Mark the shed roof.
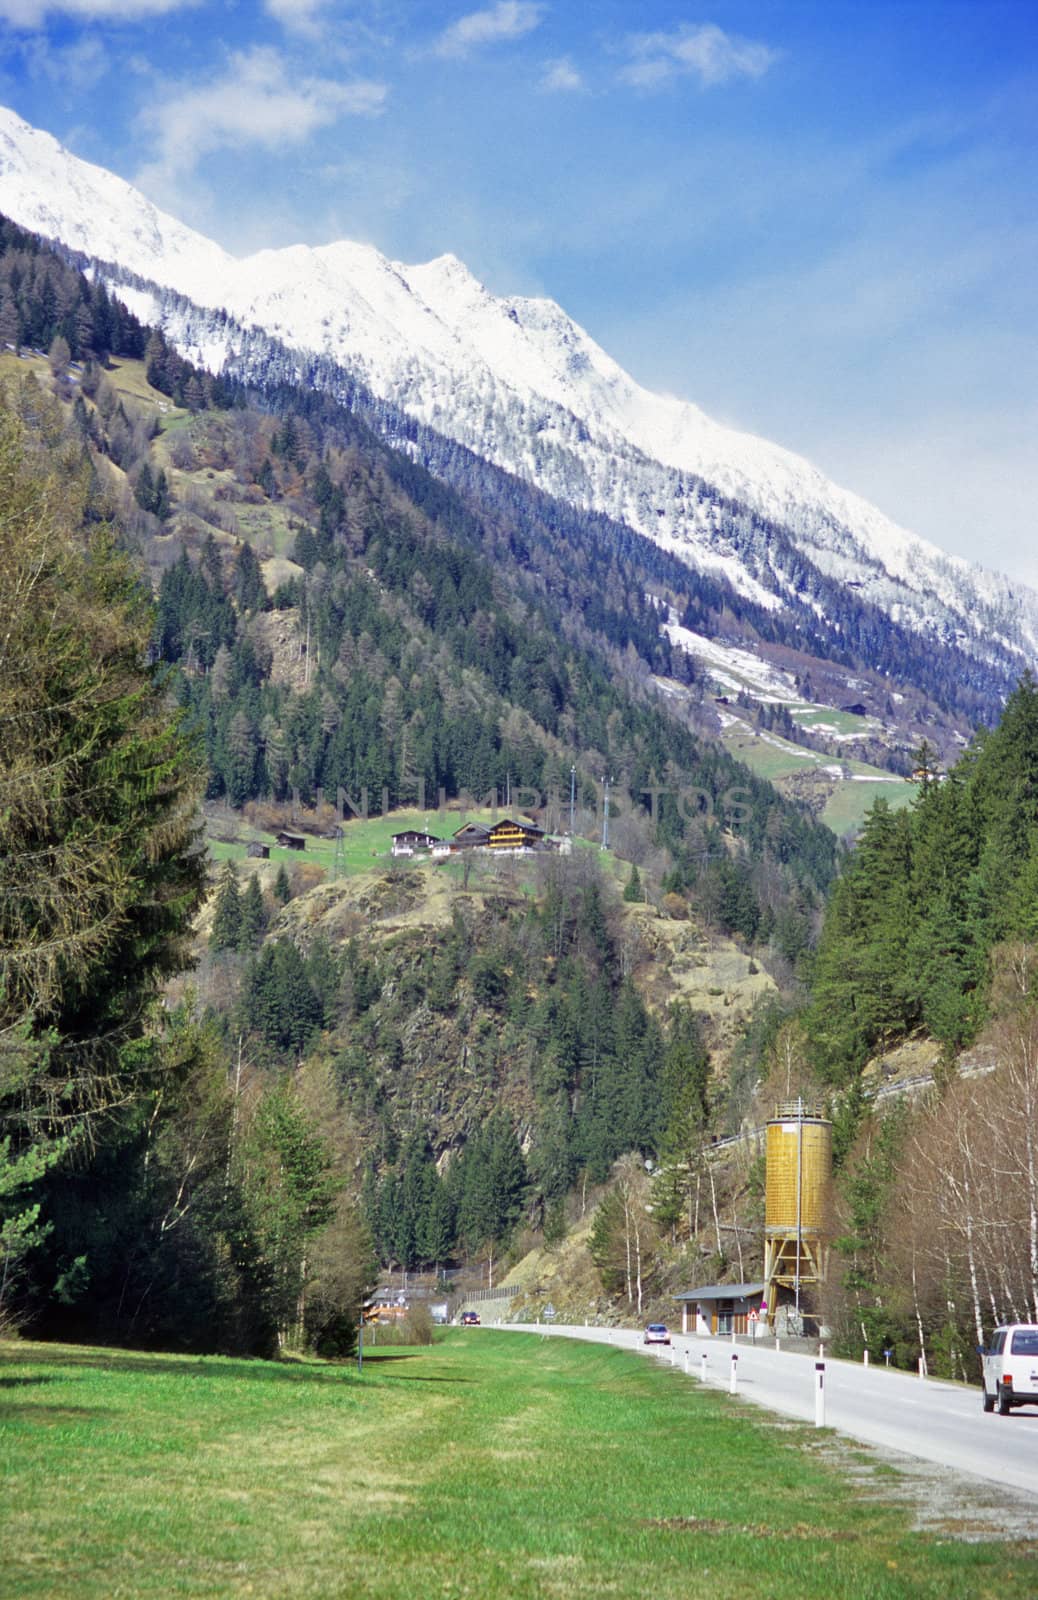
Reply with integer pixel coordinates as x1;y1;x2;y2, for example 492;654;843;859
673;1282;766;1303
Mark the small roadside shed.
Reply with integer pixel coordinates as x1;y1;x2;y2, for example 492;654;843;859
674;1281;766;1337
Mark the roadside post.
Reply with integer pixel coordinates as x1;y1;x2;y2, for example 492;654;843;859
729;1353;739;1395
749;1310;758;1343
815;1361;825;1427
700;1351;708;1384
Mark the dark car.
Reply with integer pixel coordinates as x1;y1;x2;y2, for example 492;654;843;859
460;1310;480;1326
644;1323;671;1345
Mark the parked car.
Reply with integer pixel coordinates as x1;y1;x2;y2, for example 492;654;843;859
643;1323;671;1345
981;1324;1038;1413
460;1310;480;1326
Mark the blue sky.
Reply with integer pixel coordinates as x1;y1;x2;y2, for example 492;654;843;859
1;1;1036;583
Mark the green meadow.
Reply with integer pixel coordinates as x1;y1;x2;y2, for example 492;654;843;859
206;808;625;885
2;1333;1032;1600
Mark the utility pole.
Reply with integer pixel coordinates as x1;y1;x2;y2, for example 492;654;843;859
569;765;576;835
601;776;611;850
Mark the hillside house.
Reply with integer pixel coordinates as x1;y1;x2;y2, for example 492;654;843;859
391;830;441;857
246;842;270;859
451;821;492;850
488;818;545;851
276;831;306;850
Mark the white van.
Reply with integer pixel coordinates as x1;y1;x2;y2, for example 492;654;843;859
981;1324;1038;1414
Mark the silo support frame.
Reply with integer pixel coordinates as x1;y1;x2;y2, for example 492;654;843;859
764;1234;829;1302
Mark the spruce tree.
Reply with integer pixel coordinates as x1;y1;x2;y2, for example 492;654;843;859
210;862;242;951
0;394;205;1127
237;875;266;952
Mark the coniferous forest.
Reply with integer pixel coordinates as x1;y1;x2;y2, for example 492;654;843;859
2;215;1037;1375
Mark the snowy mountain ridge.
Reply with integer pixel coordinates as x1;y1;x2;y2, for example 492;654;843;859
1;101;1035;670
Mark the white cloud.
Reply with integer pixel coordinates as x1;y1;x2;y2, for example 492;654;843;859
540;56;584;93
0;0;190;25
432;1;543;60
264;0;326;35
619;22;779;90
134;46;386;191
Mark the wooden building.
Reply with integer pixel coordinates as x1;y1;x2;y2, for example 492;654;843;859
246;842;270;859
391;830;441;857
487;818;545;851
451;821;492;849
276;831;306;850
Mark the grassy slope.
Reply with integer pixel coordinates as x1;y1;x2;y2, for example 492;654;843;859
2;1335;1032;1600
721;725;916;837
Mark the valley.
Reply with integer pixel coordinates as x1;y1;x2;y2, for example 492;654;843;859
1;150;1036;1407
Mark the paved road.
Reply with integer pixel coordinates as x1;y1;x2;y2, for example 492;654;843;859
505;1323;1038;1496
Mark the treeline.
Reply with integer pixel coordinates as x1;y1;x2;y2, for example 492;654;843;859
0;381;373;1355
828;945;1038;1373
203;844;716;1275
807;678;1038;1079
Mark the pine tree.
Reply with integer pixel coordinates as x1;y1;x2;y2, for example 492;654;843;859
210;862;242;951
134;460;155;514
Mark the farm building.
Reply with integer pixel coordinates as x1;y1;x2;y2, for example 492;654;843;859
276;831;306;850
246;842;270;859
451;821;492;849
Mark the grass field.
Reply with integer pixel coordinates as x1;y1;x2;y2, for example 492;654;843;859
2;1333;1034;1600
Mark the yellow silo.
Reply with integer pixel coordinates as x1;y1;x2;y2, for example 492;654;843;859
763;1100;832;1320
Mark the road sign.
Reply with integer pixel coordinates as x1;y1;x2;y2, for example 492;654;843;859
748;1311;759;1322
543;1302;557;1320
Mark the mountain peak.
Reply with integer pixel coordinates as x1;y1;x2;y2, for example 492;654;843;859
1;100;1035;673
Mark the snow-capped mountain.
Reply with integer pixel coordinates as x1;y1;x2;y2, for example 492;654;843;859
1;101;1035;670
